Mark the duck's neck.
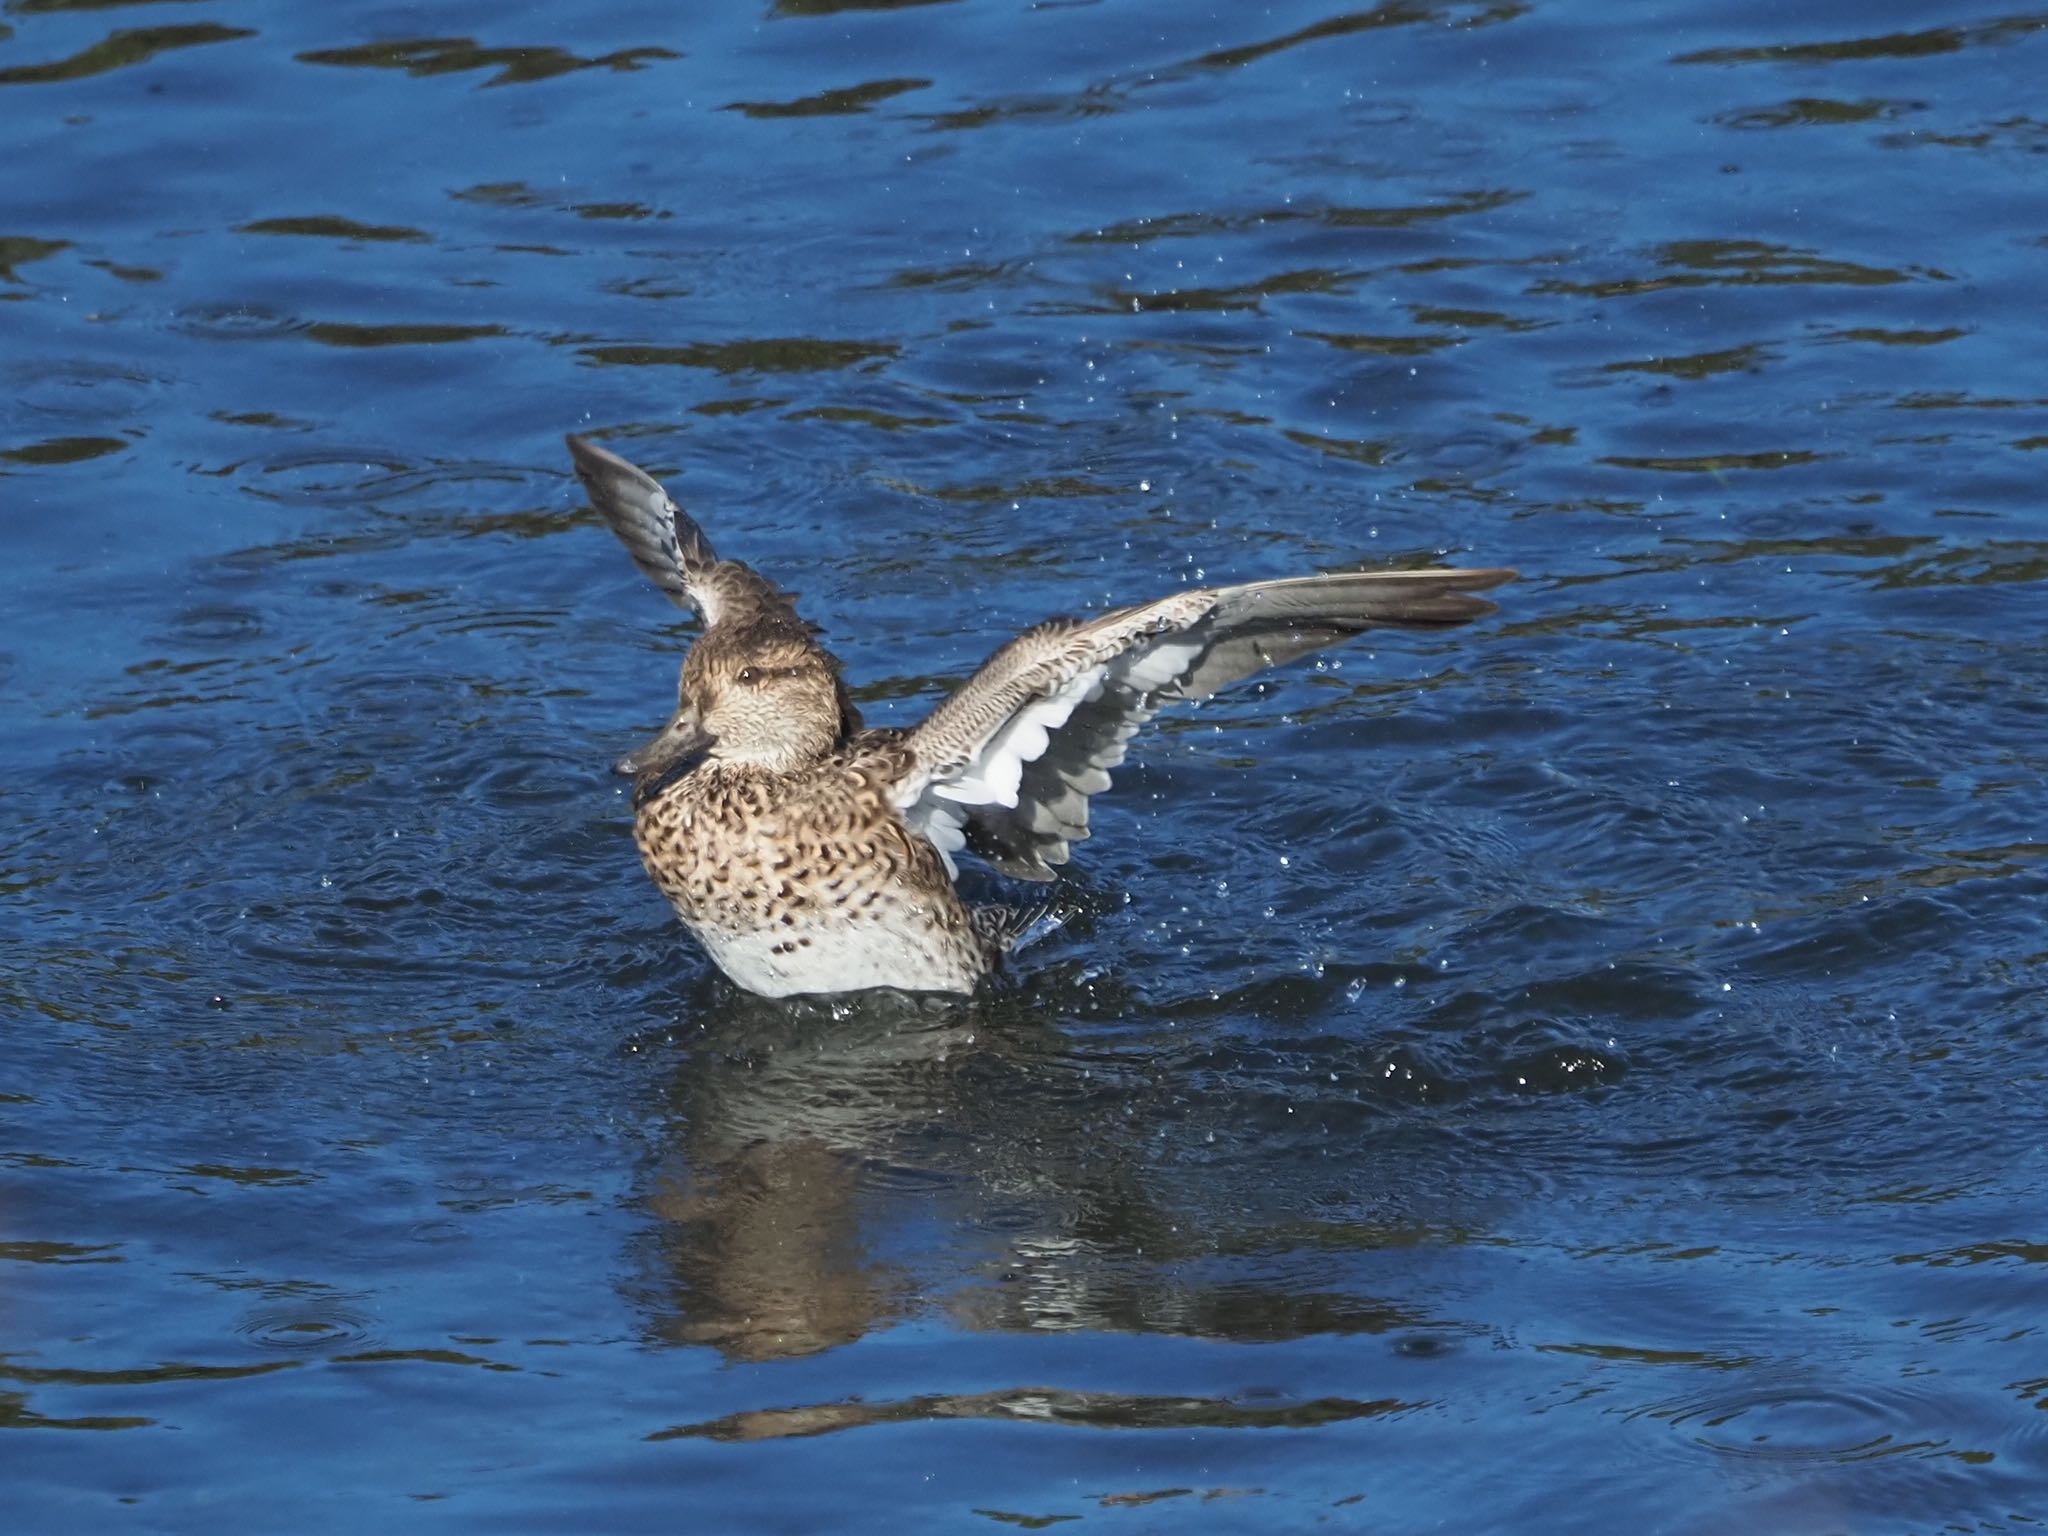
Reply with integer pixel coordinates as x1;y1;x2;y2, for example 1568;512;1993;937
706;735;835;774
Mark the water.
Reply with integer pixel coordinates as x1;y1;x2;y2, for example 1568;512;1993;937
4;0;2046;1529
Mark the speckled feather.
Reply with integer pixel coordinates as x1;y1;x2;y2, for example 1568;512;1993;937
631;747;987;996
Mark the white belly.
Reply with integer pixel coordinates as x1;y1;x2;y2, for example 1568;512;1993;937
693;915;984;998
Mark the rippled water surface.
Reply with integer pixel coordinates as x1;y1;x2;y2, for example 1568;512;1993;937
5;0;2047;1529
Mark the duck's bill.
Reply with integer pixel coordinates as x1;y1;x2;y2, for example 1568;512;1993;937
614;712;715;778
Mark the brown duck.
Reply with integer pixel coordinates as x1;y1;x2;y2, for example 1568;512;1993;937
569;435;1512;997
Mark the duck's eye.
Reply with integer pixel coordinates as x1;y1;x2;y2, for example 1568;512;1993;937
737;666;759;686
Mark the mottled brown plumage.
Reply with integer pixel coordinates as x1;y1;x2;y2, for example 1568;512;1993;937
569;434;1513;997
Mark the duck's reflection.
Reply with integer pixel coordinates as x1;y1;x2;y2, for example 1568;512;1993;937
637;984;1055;1360
647;1132;881;1359
629;967;1468;1366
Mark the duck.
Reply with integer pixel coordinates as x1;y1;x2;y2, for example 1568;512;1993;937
569;434;1512;997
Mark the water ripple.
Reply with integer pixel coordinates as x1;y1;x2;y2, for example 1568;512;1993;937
1640;1377;1988;1468
233;1299;378;1353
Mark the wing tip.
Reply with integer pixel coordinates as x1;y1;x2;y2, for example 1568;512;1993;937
565;431;660;494
1455;565;1517;592
1433;567;1517;623
564;430;607;479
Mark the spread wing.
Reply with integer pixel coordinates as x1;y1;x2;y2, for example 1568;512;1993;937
568;434;729;623
893;567;1514;881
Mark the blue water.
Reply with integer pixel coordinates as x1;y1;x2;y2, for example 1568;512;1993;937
5;0;2047;1529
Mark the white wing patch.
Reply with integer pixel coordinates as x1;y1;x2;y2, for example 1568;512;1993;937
1109;636;1202;694
903;663;1113;866
920;800;970;878
930;668;1104;810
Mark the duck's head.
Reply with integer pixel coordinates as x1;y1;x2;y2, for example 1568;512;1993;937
617;618;850;783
